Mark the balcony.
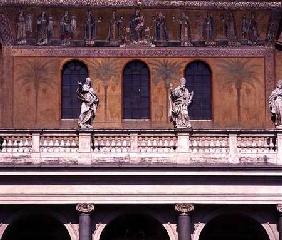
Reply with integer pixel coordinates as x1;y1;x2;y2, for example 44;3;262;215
0;129;281;167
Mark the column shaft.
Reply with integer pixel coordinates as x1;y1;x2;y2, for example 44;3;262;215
178;213;191;240
79;212;91;240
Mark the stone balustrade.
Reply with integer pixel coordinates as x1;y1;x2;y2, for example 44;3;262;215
0;129;280;166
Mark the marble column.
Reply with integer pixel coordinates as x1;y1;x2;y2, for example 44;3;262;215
278;204;282;240
76;203;95;240
175;204;194;240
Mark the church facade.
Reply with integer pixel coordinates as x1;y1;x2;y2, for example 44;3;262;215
0;1;282;240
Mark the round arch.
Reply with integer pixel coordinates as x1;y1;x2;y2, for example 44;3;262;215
1;212;73;240
93;209;176;240
122;60;151;119
184;60;212;120
193;209;277;240
61;59;89;119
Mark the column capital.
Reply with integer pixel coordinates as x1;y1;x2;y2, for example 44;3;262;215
76;203;95;213
175;203;194;215
277;204;282;213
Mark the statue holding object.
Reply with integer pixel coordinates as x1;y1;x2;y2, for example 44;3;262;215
269;80;282;128
60;11;76;46
77;78;99;129
169;77;194;129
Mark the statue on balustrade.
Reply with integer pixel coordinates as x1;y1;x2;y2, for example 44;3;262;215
16;10;30;45
60;11;76;46
84;10;98;46
37;11;52;45
129;8;146;43
154;12;168;42
202;12;215;45
169;77;194;129
269;80;282;128
77;78;99;129
107;10;124;46
173;12;192;46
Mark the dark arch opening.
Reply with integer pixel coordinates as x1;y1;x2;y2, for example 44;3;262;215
100;214;169;240
184;61;212;120
199;214;269;240
2;214;71;240
123;60;150;119
61;60;89;119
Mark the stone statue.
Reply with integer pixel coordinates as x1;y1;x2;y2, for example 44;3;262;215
16;10;27;44
107;10;124;45
60;11;76;46
269;80;282;128
84;10;97;46
169;77;194;129
173;12;192;46
129;8;145;43
77;78;99;129
154;12;168;42
202;12;215;44
36;11;49;45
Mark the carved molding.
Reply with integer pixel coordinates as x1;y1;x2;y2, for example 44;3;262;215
175;203;194;214
76;203;95;213
277;204;282;213
9;46;274;58
0;0;281;9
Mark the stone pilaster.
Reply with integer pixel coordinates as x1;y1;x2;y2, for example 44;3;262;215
175;204;194;240
76;203;95;240
277;204;282;240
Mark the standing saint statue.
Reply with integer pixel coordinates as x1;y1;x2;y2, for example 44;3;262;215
269;80;282;128
77;78;99;129
169;77;194;129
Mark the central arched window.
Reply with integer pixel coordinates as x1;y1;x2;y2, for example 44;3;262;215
123;60;150;119
61;60;88;119
185;61;212;120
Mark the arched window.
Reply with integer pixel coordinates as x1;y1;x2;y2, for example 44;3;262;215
185;61;212;120
123;60;150;119
61;60;88;119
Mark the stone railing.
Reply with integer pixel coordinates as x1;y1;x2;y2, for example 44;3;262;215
0;129;280;166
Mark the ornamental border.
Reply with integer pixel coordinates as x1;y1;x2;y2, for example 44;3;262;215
0;0;281;9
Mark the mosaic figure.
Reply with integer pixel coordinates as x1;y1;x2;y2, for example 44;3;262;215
202;12;215;44
84;10;96;46
174;12;192;46
36;11;49;45
129;8;145;43
108;10;124;45
60;11;76;46
16;10;27;44
154;12;168;42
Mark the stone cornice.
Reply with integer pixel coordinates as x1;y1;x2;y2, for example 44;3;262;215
0;0;281;9
7;46;274;57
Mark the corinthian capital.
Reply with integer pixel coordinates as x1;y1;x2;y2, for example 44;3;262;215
277;204;282;213
76;203;95;213
175;203;194;214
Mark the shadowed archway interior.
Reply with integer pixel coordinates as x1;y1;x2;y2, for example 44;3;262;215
2;214;71;240
199;214;269;240
100;214;170;240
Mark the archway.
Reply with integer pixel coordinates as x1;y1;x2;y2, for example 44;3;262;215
2;214;71;240
199;214;269;240
100;214;169;240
